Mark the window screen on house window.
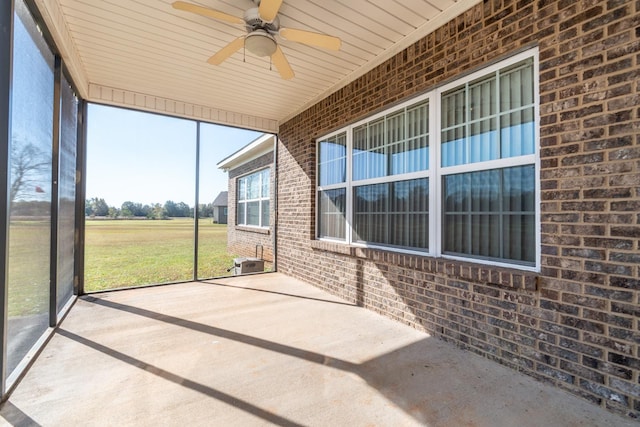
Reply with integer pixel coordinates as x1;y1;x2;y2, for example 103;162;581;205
441;59;534;166
237;168;269;228
352;101;429;181
442;165;535;263
353;178;429;249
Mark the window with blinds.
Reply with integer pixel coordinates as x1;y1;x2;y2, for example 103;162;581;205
353;178;429;249
441;58;535;167
440;56;536;266
315;49;539;270
317;132;347;240
351;99;430;251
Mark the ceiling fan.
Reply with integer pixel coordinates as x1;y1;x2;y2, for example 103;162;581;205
172;0;342;79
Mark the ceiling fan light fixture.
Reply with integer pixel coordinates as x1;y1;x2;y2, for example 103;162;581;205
245;30;277;57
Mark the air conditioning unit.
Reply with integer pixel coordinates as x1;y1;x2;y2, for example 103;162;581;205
233;257;264;275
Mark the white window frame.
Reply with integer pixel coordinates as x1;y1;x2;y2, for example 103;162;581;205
315;48;540;272
316;131;348;242
348;95;435;255
237;168;270;229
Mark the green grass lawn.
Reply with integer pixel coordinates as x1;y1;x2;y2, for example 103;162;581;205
85;219;237;292
7;220;51;317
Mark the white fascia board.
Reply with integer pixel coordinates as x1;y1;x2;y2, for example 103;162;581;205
217;133;275;171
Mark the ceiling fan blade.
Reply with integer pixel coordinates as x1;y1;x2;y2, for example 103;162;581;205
279;27;341;50
207;37;245;65
258;0;283;23
271;46;294;80
172;1;244;25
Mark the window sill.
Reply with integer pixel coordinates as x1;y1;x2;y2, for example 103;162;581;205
310;239;354;255
235;226;270;235
310;239;539;291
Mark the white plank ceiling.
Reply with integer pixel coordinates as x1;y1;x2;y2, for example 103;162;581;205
34;0;479;132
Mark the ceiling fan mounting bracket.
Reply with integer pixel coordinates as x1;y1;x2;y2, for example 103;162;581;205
244;7;279;35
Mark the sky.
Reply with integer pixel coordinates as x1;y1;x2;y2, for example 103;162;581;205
86;104;263;208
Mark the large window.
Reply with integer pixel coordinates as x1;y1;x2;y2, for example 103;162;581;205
7;0;54;377
1;0;81;392
85;105;197;290
316;49;539;270
237;169;270;228
56;74;78;313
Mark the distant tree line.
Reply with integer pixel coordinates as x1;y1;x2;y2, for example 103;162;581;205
86;198;215;220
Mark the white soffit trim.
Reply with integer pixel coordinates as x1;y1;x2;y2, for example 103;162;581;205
281;0;483;124
88;84;279;134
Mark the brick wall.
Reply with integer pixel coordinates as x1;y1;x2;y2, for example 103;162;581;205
277;0;640;419
228;152;274;265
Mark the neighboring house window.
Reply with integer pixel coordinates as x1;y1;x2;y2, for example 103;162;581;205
237;169;270;227
224;207;228;215
316;49;539;270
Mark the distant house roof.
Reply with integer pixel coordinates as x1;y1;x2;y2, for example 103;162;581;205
212;191;228;207
217;133;275;171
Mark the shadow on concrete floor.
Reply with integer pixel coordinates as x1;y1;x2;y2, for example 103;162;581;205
0;274;634;426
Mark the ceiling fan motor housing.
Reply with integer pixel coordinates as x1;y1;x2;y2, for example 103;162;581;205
244;7;279;33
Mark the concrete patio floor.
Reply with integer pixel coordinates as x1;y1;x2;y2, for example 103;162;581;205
0;273;634;426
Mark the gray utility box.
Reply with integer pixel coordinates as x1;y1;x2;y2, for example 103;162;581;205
233;257;264;275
